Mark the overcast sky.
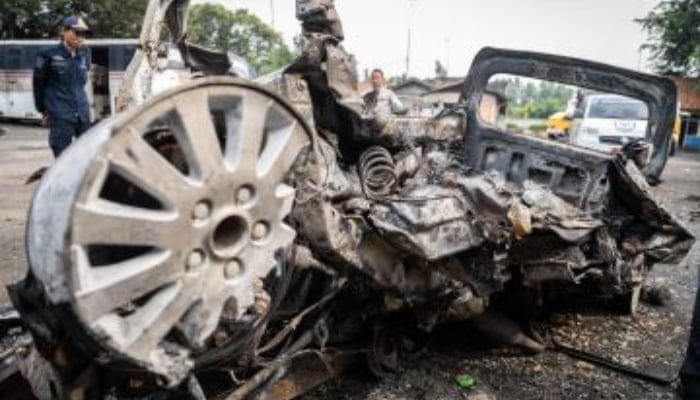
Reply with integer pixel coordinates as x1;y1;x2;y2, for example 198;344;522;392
195;0;661;78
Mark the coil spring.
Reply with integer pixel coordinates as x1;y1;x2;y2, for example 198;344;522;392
359;146;397;198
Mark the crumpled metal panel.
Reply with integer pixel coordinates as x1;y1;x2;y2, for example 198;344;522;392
520;181;604;242
296;0;344;39
370;186;484;260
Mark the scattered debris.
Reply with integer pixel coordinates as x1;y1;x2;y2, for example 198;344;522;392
550;336;677;386
641;278;675;307
465;393;497;400
1;0;694;399
455;374;478;390
24;167;47;185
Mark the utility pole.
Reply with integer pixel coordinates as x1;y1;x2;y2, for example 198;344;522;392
270;0;276;29
406;29;412;77
406;0;417;77
445;37;451;76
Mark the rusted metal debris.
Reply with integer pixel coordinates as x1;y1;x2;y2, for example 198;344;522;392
2;0;695;398
250;352;359;400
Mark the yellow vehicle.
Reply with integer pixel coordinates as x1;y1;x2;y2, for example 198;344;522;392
547;111;572;133
546;111;572;141
671;106;681;155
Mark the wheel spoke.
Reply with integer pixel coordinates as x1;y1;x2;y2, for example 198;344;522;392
258;121;309;181
183;278;227;346
275;224;297;250
75;249;181;323
108;127;191;208
72;199;178;248
245;233;291;272
125;282;193;354
91;281;184;350
172;91;222;180
225;94;271;170
275;184;296;217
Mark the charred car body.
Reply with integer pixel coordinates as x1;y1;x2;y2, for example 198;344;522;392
5;0;694;398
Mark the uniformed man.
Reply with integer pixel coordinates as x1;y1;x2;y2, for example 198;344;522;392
363;69;407;116
33;16;91;158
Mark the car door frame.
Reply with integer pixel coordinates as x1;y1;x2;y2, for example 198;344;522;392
459;47;677;194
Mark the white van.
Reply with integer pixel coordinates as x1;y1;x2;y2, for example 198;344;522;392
571;94;649;153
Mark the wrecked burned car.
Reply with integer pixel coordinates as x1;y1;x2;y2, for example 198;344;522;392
5;0;694;398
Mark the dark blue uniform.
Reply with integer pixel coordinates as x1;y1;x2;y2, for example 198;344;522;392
33;44;91;157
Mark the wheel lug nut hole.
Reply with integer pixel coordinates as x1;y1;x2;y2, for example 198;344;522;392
236;185;256;205
224;259;243;280
251;221;270;242
212;215;248;255
187;249;205;271
192;201;211;221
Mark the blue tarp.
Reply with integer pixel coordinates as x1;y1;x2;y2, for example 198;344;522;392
683;135;700;151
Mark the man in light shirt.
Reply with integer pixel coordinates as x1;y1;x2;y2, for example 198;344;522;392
363;69;407;116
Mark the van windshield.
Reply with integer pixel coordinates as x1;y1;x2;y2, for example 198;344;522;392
587;98;648;120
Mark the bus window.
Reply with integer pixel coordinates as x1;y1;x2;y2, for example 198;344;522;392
125;47;136;71
0;46;6;69
7;47;23;70
24;47;40;70
109;45;136;72
108;46;119;70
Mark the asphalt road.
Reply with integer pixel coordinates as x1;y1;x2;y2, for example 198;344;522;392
0;123;52;305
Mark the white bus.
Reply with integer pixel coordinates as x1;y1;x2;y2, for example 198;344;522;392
0;39;138;122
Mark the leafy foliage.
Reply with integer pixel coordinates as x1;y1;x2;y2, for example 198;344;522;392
637;0;700;77
187;4;296;75
0;0;147;39
489;77;574;119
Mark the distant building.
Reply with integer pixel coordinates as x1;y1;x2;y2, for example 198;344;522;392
388;79;432;115
391;79;433;97
422;81;462;107
672;77;700;151
422;77;464;90
390;78;465;114
354;75;509;122
674;77;700;112
480;90;509;126
387;78;464;117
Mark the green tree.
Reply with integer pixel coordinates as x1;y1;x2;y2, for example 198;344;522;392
187;4;295;75
637;0;700;77
489;76;573;118
79;0;147;38
0;0;147;39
